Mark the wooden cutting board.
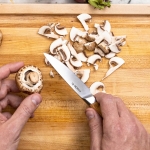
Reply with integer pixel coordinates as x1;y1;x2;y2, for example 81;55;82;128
0;4;150;150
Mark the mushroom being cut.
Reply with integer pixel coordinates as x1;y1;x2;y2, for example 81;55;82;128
15;65;43;93
77;13;92;31
90;82;106;95
0;30;2;46
102;57;125;80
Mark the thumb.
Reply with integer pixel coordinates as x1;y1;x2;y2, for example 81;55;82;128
86;108;103;150
9;93;42;132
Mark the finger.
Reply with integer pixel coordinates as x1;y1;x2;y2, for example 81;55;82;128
115;97;131;117
2;112;12;119
0;62;24;80
8;93;42;132
0;80;21;99
0;94;23;111
95;92;119;121
86;108;102;150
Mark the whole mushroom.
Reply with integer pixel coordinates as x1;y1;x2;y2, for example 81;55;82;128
15;65;43;93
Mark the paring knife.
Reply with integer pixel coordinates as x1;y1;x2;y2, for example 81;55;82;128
44;53;102;116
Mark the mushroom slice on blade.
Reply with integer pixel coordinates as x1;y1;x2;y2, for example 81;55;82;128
84;42;96;51
70;56;82;68
90;82;106;95
77;13;92;31
50;38;63;54
87;54;101;65
15;65;43;93
0;30;3;46
75;69;90;83
55;23;68;36
102;57;125;80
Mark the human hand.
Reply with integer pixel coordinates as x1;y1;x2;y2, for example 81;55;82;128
86;92;150;150
0;62;42;150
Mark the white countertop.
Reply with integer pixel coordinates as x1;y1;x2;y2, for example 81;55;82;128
0;0;150;4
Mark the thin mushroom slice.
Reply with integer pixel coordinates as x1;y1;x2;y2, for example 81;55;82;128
105;52;116;59
109;44;121;53
15;65;43;93
38;25;59;39
55;23;68;36
50;38;63;54
77;13;92;31
94;47;105;57
70;27;86;42
103;20;111;33
65;61;76;73
77;52;87;62
84;42;96;51
102;57;125;80
0;30;2;46
70;56;83;68
75;69;90;83
67;42;79;59
90;82;106;95
87;54;101;65
94;23;105;35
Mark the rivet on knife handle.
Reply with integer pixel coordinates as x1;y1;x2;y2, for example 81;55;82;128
90;101;102;116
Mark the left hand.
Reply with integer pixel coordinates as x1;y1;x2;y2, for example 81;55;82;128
0;62;42;150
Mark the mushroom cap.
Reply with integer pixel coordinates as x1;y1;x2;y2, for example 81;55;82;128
15;65;43;93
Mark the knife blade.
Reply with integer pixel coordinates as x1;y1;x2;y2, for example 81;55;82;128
44;53;101;116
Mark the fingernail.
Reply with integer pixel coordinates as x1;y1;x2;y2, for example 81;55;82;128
31;94;42;106
86;110;95;120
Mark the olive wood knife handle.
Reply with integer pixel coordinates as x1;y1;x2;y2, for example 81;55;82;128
90;101;102;116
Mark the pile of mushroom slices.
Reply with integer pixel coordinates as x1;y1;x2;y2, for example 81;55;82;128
38;13;126;95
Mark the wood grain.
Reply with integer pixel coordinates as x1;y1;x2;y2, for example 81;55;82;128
0;4;150;150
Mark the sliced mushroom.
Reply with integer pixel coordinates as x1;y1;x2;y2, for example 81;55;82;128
105;52;116;59
87;54;101;65
84;42;96;51
55;23;68;36
58;43;71;62
70;27;86;42
103;31;112;44
77;52;87;62
94;63;99;71
90;82;106;95
75;69;90;83
50;38;63;54
95;35;104;44
77;13;92;31
102;57;125;80
94;47;105;57
98;40;110;54
67;42;79;59
65;61;76;73
70;56;82;68
0;30;3;46
83;32;95;42
109;44;121;53
38;25;59;39
94;23;105;35
15;65;43;93
73;37;87;53
103;20;111;33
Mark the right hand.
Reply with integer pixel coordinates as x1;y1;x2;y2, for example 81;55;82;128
86;92;150;150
